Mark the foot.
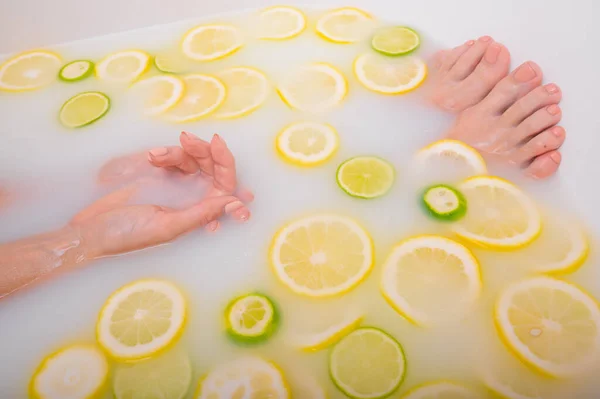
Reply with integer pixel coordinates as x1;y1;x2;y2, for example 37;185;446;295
430;36;511;112
446;61;564;179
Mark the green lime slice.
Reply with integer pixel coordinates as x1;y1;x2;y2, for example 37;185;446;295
225;293;279;345
113;348;192;399
372;27;420;56
336;156;395;199
58;60;94;82
421;184;467;221
330;327;406;399
59;91;110;128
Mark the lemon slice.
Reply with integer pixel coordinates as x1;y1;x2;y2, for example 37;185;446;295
482;360;551;399
400;381;479;399
336;156;395;199
182;24;243;61
270;214;374;297
195;357;289;399
30;345;108;399
133;75;185;116
453;176;542;249
0;50;61;91
277;63;347;112
154;50;194;74
95;50;150;83
415;139;487;177
59;60;94;82
215;67;269;119
372;26;421;56
276;122;339;166
495;276;600;377
354;53;427;94
59;92;110;128
258;6;307;40
225;293;279;344
113;348;192;399
96;279;187;360
295;314;363;352
330;327;406;399
381;235;482;326
166;74;226;123
316;7;374;43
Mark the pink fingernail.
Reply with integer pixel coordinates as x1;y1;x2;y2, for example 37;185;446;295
513;62;537;82
545;84;559;94
149;148;168;157
547;104;561;115
550;152;561;164
466;40;475;46
484;43;501;64
480;35;492;42
182;131;196;140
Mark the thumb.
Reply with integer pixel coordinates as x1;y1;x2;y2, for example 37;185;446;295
165;195;246;235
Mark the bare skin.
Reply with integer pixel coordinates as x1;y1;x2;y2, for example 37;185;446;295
431;36;565;179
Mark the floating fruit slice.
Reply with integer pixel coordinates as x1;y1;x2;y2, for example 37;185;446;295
372;26;421;56
225;293;278;344
0;50;61;91
482;358;552;399
381;235;482;326
289;371;327;399
421;184;467;221
133;75;185;116
330;327;406;399
453;176;542;249
96;279;187;360
166;74;226;122
400;381;479;399
316;7;374;43
154;50;193;73
59;60;94;82
277;63;347;112
295;314;363;352
495;276;600;377
336;156;395;199
29;345;108;399
354;53;427;94
215;67;269;119
276;122;339;166
270;214;374;297
195;357;289;399
258;6;307;40
181;24;243;61
113;348;192;399
415;139;487;177
59;91;110;128
95;50;150;83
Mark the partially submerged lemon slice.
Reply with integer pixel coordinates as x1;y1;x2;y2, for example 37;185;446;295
294;314;363;352
400;381;479;399
95;50;150;83
0;50;61;91
316;7;374;43
215;67;270;119
276;122;339;166
166;74;226;122
181;24;243;61
354;53;427;94
258;6;307;40
415;139;488;178
133;75;185;116
336;156;395;199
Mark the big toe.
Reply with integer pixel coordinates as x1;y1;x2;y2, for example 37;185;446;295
525;150;562;179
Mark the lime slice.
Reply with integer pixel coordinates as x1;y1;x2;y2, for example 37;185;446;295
421;184;467;221
59;91;110;128
225;294;279;344
113;348;192;399
330;327;406;399
336;156;395;199
372;27;420;56
59;60;94;82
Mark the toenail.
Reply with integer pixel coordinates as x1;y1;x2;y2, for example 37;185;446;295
149;148;168;157
547;104;561;115
466;40;475;46
550;152;561;164
484;43;502;64
480;35;492;42
514;62;537;82
552;127;564;137
545;84;559;94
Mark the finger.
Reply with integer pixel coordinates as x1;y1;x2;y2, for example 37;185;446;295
71;184;140;224
148;146;200;175
224;200;251;222
97;151;150;185
205;220;220;232
236;187;255;203
166;195;247;234
210;134;238;194
179;131;215;177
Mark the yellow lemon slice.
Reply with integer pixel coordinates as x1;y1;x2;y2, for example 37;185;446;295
354;53;427;94
30;345;108;399
195;357;289;399
258;6;307;40
277;63;347;112
96;279;187;360
316;7;374;43
453;176;542;249
166;74;226;123
95;50;150;83
400;381;479;399
482;358;554;399
381;235;482;326
133;75;185;116
336;156;396;199
270;214;374;297
276;122;339;166
294;314;363;352
415;139;488;177
154;50;194;74
215;67;270;118
0;50;61;91
181;24;243;61
495;276;600;377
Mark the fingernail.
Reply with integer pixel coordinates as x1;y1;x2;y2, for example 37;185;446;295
235;208;250;221
547;104;561;115
480;35;492;42
550;151;562;164
213;134;226;145
149;148;168;157
514;62;537;82
182;131;198;140
465;40;475;46
484;43;502;64
207;220;219;231
545;84;559;94
552;127;564;137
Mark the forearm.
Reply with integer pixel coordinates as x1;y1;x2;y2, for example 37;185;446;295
0;226;91;299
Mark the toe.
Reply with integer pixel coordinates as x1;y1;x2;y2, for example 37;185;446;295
439;40;475;74
525;150;562;179
479;61;544;114
448;36;493;80
502;83;562;126
511;104;562;145
515;126;566;164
